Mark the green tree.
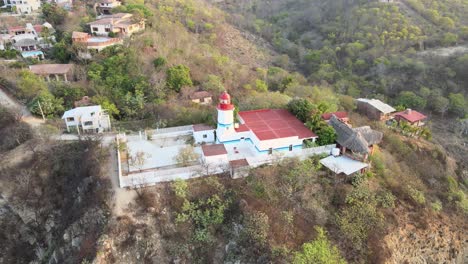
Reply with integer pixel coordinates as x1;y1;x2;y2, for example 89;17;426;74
293;226;346;264
397;91;426;109
287;98;314;122
166;65;193;92
203;74;225;93
41;3;67;26
431;95;449;116
315;125;337;146
255;79;268;92
92;96;120;117
52;40;72;63
153;56;167;69
448;93;467;117
17;71;47;100
29;90;64;118
441;32;458;46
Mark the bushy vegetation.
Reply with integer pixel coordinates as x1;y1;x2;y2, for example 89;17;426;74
0;139;111;263
0;106;32;152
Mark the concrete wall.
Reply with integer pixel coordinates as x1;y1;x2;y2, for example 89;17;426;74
117;143;336;188
203;153;229;165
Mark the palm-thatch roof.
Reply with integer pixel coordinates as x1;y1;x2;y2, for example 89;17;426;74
329;115;383;154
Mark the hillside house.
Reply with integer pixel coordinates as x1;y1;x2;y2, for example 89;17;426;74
356;98;396;121
62;105;111;133
29;64;73;82
190;91;213;105
322;111;349;124
72;31;122;57
3;0;40;14
97;0;121;14
393;109;427;126
2;23;55;59
329;115;383;161
88;13;145;37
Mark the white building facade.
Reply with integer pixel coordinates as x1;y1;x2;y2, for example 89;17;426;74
4;0;41;14
215;92;318;156
62;105;111;133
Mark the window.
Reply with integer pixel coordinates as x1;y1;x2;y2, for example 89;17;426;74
203;134;207;138
105;28;110;32
289;145;293;151
92;27;98;31
67;117;74;122
268;148;273;155
90;112;95;116
84;121;93;126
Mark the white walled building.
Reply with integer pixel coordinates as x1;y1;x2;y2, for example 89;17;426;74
201;144;229;165
3;23;55;59
3;0;41;14
215;91;318;155
97;0;122;14
62;105;111;133
193;124;215;144
88;13;145;37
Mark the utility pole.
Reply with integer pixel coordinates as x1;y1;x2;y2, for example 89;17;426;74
37;100;45;121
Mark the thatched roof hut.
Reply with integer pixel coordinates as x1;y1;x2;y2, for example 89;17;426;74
329;115;383;154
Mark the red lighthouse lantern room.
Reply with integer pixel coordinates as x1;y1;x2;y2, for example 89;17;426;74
218;91;234;110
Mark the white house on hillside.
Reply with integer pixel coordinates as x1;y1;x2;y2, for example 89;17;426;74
3;0;41;14
62;105;111;133
88;13;145;37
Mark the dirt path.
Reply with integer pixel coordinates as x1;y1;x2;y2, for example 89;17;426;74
107;146;137;216
0;86;44;127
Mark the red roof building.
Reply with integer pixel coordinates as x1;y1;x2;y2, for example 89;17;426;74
238;109;317;141
394;109;427;126
202;144;228;157
321;111;349;123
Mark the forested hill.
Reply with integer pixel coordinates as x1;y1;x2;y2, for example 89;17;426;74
214;0;468;116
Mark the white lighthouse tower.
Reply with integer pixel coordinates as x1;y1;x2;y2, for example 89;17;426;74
216;91;235;142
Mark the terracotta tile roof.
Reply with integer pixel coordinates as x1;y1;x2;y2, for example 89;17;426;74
33;25;43;33
321;111;348;121
29;64;73;75
8;26;25;32
202;144;227;157
238;109;317;141
229;159;249;168
193;124;214;132
394;109;427;123
72;31;89;39
234;124;249;132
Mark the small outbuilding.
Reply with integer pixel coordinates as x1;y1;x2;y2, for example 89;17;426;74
320;155;368;176
322;111;349;123
193;124;215;144
393;109;427;126
356;98;396;121
229;158;250;179
29;64;73;82
190;91;213;105
201;144;228;165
